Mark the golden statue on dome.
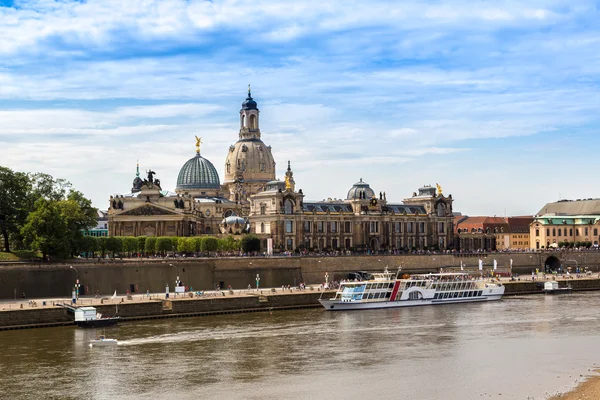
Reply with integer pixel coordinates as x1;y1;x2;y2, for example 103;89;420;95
195;135;202;154
436;183;443;196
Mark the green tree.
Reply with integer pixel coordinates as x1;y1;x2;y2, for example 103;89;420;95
219;235;239;252
79;236;98;258
105;236;122;258
240;234;261;253
137;236;147;256
0;166;32;252
98;237;107;257
122;237;138;257
145;237;157;256
177;237;187;253
202;236;218;255
170;237;180;253
21;198;70;260
193;237;203;254
156;237;173;255
57;191;97;257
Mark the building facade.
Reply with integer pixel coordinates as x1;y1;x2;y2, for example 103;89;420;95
106;89;456;251
248;165;455;252
530;199;600;249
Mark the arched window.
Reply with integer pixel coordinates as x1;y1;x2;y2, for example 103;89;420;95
260;223;265;233
226;161;231;174
249;114;257;129
284;199;294;214
241;114;245;128
436;203;446;217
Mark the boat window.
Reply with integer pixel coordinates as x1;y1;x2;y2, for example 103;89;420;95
453;292;458;298
478;291;483;296
385;292;391;298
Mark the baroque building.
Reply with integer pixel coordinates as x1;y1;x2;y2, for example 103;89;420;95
107;140;240;237
106;88;457;251
223;86;276;209
248;165;455;252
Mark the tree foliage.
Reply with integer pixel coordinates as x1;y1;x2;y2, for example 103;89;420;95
21;198;70;260
156;237;173;255
1;166;97;256
0;166;32;252
240;234;261;253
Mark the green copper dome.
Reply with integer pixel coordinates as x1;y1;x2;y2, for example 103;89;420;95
176;153;221;190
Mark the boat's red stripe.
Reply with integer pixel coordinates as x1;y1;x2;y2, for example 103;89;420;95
389;281;401;301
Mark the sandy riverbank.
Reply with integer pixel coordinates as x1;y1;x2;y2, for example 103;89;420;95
549;370;600;399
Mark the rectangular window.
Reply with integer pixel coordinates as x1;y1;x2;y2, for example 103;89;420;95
370;221;379;233
576;229;580;236
536;229;539;237
585;227;589;236
438;222;445;233
285;220;293;233
546;229;550;236
552;228;556;236
420;222;425;234
286;238;293;250
407;222;413;233
595;228;598;236
331;221;337;233
395;222;400;233
570;228;573;236
304;221;311;233
344;221;351;233
558;229;561;237
317;221;324;233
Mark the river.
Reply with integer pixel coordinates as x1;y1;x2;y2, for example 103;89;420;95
1;292;599;400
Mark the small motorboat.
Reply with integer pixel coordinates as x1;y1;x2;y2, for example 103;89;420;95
89;335;118;347
543;281;573;295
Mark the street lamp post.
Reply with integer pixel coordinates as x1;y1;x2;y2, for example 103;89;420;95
256;273;260;291
70;265;79;300
324;272;329;289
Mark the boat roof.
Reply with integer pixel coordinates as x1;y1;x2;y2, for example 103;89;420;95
77;307;97;311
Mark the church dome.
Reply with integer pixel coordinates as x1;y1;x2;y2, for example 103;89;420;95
242;94;257;110
347;178;375;200
224;140;275;184
131;177;143;193
176;153;221;190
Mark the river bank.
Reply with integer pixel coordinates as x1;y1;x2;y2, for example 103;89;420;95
549;371;600;399
2;277;600;330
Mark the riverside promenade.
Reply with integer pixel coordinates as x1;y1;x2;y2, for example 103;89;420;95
2;275;600;330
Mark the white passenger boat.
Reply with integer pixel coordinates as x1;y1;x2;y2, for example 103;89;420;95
89;335;118;347
319;268;505;311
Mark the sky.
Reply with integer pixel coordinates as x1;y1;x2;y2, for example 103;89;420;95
1;0;600;216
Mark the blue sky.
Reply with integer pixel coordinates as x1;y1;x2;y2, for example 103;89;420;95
1;0;600;216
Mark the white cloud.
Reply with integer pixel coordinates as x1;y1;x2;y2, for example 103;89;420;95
1;0;600;216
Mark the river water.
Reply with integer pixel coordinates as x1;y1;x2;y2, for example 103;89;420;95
1;292;599;400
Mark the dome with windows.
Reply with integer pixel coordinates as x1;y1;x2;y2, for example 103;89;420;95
346;178;375;200
176;153;221;191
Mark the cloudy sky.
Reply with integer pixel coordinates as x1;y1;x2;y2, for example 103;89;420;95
1;0;599;216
